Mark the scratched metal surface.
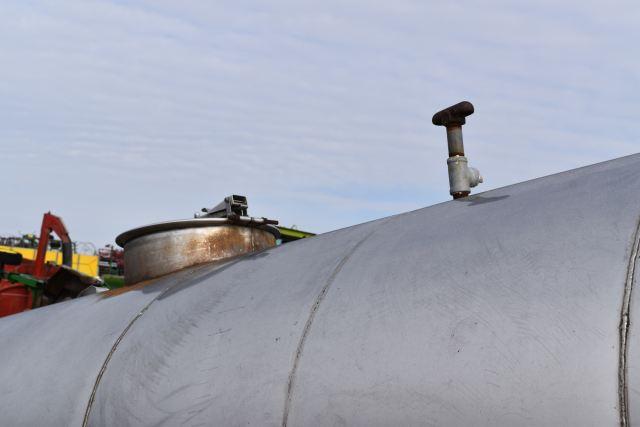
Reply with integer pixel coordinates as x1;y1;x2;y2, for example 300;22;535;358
87;221;381;426
0;264;225;426
1;154;640;426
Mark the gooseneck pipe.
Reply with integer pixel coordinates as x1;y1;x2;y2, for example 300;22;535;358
432;101;483;199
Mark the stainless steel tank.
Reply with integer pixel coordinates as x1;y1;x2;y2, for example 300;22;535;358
1;154;640;426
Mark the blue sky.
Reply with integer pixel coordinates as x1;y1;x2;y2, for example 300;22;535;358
1;1;638;248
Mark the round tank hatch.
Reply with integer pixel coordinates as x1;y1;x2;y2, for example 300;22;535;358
116;197;280;285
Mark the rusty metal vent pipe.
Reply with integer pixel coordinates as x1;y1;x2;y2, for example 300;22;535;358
432;101;483;199
116;195;280;285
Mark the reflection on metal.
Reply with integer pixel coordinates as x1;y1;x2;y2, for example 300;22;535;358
433;101;483;199
1;155;640;426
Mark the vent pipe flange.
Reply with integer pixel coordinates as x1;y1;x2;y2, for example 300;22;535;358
432;101;483;199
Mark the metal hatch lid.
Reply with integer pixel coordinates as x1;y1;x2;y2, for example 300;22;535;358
115;217;281;248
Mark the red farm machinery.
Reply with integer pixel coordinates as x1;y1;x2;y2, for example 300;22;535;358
0;212;101;317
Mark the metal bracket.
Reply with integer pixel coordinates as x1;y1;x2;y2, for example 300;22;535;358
196;195;249;219
195;195;278;225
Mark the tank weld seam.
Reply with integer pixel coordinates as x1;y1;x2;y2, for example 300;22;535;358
619;214;640;427
81;262;233;426
81;296;160;427
281;224;384;427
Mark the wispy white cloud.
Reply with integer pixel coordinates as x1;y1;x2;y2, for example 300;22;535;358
1;0;638;245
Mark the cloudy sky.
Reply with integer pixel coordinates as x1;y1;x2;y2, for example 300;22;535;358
1;1;638;248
